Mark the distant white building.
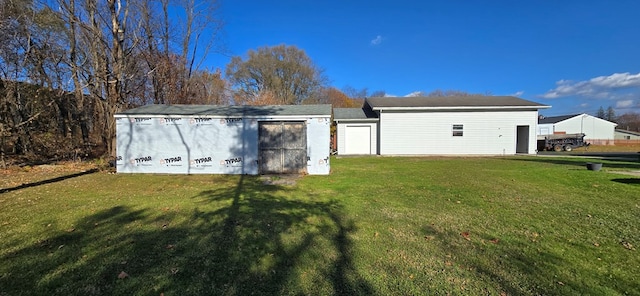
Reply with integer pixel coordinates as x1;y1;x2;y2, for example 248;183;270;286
538;114;617;144
615;129;640;140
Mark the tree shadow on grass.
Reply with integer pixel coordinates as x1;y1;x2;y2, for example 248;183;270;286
190;175;373;295
611;178;640;185
0;175;372;295
0;168;98;194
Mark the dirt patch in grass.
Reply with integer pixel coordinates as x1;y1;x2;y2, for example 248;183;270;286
609;170;640;177
260;174;301;186
575;144;640;152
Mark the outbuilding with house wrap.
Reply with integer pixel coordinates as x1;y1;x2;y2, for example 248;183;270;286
115;104;331;175
336;96;550;156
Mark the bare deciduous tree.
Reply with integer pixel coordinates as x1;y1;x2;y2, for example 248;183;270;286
306;87;362;108
226;44;327;105
425;89;492;97
617;112;640;131
341;86;386;99
1;0;226;164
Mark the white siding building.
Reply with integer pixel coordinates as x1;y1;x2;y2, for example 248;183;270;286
538;114;617;143
115;104;331;175
348;96;550;156
333;108;378;155
614;129;640;140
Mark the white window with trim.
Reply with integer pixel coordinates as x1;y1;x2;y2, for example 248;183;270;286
452;124;464;137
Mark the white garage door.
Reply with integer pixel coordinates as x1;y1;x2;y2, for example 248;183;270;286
345;126;371;154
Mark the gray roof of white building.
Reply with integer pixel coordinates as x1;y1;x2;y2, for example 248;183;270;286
615;129;640;136
333;108;378;121
538;114;618;126
538;114;581;124
366;96;549;109
116;104;332;117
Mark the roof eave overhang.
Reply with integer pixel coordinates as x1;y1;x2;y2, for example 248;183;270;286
615;129;640;135
114;114;332;119
554;114;619;126
334;118;379;123
371;105;551;111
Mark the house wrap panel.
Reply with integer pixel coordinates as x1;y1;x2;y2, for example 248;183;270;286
305;117;331;175
116;116;258;174
379;110;539;155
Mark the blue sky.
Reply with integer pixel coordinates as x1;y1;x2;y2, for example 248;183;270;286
204;0;640;116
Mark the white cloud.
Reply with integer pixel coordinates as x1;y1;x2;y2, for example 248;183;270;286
616;99;634;108
370;35;383;45
589;72;640;88
404;91;424;97
540;72;640;99
509;91;524;97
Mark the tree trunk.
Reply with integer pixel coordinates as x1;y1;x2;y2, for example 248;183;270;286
106;0;127;157
66;0;89;149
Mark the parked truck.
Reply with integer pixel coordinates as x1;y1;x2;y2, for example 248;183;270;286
537;133;590;152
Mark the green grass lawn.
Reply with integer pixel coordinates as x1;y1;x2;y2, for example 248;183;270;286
0;156;638;295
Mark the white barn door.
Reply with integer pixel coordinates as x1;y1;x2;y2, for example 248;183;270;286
345;126;371;154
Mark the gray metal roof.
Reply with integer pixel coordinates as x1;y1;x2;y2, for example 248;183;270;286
366;96;549;109
615;129;640;136
538;114;581;124
333;108;379;121
116;104;332;117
